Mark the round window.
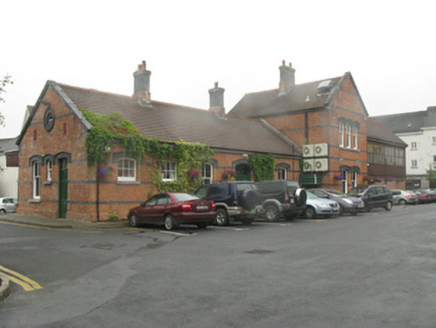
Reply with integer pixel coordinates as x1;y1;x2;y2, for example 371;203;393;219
44;108;55;132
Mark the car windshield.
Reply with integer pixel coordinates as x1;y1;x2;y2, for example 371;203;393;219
173;193;200;202
305;191;319;199
325;189;345;196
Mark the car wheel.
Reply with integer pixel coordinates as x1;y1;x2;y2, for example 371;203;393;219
304;206;317;219
265;205;280;222
129;213;139;227
215;208;229;226
164;215;177;230
294;188;307;207
197;223;208;229
399;199;406;205
385;201;393;211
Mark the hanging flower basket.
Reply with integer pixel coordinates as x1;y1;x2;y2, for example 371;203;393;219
187;168;200;179
375;177;382;183
363;175;369;182
222;169;237;181
334;174;342;181
98;162;113;179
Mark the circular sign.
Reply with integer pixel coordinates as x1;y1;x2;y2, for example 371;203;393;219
44;108;55;132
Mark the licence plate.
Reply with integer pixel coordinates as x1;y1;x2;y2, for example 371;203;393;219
196;205;208;210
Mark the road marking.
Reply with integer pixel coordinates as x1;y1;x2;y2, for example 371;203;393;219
0;265;42;292
159;230;197;237
208;226;250;231
0;221;102;233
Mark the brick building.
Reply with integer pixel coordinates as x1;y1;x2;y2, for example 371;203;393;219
16;62;301;221
230;61;406;192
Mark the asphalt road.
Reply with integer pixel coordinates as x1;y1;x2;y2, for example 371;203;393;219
1;204;436;327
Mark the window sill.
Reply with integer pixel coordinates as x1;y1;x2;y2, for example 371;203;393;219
43;181;53;185
29;199;41;203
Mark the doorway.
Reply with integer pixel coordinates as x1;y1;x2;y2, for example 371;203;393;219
58;158;68;218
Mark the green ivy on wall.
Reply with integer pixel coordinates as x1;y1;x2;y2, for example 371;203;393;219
250;153;275;182
81;109;214;192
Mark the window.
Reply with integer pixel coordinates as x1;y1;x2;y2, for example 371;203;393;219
411;160;418;168
161;161;176;181
46;160;52;182
433;155;436;162
433;137;436;144
203;164;213;184
341;169;348;194
353;126;358;149
346;124;351;148
33;162;41;199
411;142;417;150
351;171;357;188
278;167;287;181
339;122;345;147
117;158;136;181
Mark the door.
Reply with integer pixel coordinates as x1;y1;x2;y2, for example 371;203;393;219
58;159;68;219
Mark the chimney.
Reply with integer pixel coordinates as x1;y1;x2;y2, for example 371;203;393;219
209;82;225;116
278;60;295;96
133;60;152;107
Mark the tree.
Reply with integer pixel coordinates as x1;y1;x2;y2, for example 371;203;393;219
0;75;13;126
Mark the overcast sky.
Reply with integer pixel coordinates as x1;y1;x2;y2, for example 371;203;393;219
1;0;435;139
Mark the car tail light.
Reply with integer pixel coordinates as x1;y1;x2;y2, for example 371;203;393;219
285;193;290;204
407;194;413;198
211;202;216;209
181;203;192;211
234;200;239;206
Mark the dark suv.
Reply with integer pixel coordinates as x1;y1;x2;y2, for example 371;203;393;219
255;181;307;221
195;181;261;226
347;184;393;212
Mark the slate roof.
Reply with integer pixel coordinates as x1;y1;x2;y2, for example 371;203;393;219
372;107;436;133
229;76;344;117
0;137;18;155
366;118;407;147
56;83;299;157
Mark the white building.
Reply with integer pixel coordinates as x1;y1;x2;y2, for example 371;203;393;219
0;137;19;199
373;106;436;189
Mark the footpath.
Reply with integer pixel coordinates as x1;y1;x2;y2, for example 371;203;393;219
0;213;128;301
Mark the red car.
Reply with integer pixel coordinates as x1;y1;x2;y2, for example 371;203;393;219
128;193;216;230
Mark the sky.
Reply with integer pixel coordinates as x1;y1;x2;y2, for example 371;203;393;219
1;0;436;139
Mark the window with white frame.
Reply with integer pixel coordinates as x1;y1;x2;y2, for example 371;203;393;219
278;167;287;181
346;124;351;148
33;162;41;199
203;164;213;184
351;171;357;188
353;126;358;149
339;122;345;147
46;160;52;182
161;161;177;181
341;169;348;193
118;158;136;181
411;142;417;150
411;159;418;168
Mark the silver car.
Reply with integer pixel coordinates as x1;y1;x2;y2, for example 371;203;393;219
0;197;16;214
392;190;418;205
304;191;340;219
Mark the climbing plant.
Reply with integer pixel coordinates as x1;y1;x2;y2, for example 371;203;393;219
81;109;214;192
250;153;275;182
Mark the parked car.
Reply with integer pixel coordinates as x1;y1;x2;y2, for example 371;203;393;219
415;189;436;204
195;181;261;226
255;180;307;221
0;197;16;214
347;184;393;212
127;193;215;230
391;189;418;205
308;188;364;215
303;191;340;219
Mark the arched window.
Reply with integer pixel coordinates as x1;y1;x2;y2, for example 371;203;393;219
117;158;136;182
46;160;52;182
276;163;290;181
33;162;41;199
341;169;348;193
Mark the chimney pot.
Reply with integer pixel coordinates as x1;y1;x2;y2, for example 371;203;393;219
282;60;285;66
214;82;218;88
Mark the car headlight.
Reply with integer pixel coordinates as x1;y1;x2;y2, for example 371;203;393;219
343;199;353;204
321;203;331;208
